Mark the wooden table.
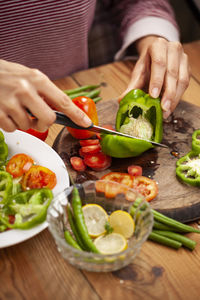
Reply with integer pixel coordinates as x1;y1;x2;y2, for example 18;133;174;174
1;41;200;300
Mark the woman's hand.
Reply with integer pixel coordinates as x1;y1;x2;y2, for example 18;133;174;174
0;60;92;132
119;36;190;119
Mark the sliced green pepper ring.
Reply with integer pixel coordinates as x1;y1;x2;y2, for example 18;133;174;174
176;151;200;187
0;171;13;204
192;129;200;154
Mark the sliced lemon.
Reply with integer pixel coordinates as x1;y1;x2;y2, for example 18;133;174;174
94;232;127;255
82;204;108;238
109;210;135;239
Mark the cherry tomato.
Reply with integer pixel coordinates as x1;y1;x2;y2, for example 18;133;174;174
96;124;115;140
101;172;133;187
132;176;158;202
20;128;49;141
128;165;142;177
95;180;129;198
21;165;57;190
79;139;100;146
8;215;15;224
6;153;34;178
83;152;112;171
66;96;98;139
81;144;101;155
70;157;86;172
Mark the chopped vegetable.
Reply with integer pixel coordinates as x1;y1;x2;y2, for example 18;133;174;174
70;157;86;172
83;152;112;171
6;153;34;178
128;165;142;176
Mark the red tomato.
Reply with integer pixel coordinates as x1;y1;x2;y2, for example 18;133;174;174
79;139;100;146
70;156;86;172
95;180;129;198
81;144;101;155
132;176;158;202
6;153;34;178
20;128;49;141
101;172;134;187
96;124;115;140
8;215;15;224
128;165;142;177
83;152;112;171
21;165;57;190
66;96;99;139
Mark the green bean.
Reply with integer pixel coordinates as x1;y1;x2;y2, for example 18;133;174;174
63;85;100;95
93;97;102;103
149;231;182;249
153;220;183;232
153;230;196;250
66;205;85;250
85;89;100;99
64;230;82;250
71;186;99;253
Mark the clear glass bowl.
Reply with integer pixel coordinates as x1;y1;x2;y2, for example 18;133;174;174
47;180;153;272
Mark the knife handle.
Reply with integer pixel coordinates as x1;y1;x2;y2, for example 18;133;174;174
55;111;94;130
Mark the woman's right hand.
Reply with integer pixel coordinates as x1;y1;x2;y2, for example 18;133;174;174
0;59;92;132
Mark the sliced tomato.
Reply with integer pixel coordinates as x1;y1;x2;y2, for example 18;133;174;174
83;152;112;171
132;176;158;202
22;128;49;141
95;180;129;198
70;156;86;172
128;165;142;177
8;215;15;224
21;165;57;190
101;172;133;187
79;139;100;147
6;153;34;178
96;124;115;140
81;144;101;155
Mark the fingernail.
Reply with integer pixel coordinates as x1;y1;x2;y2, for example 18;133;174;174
162;100;171;112
151;87;159;98
163;110;171;119
83;114;92;127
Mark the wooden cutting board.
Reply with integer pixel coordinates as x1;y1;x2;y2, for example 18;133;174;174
53;99;200;223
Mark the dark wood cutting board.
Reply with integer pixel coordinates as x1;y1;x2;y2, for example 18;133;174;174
53;100;200;223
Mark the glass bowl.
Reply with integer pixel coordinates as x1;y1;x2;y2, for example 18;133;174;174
47;180;153;272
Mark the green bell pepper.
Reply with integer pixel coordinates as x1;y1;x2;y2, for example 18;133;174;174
100;89;163;158
192;129;200;154
176;151;200;187
0;130;8;163
6;188;53;229
0;171;13;204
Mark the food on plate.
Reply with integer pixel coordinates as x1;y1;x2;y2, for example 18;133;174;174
66;96;99;139
98;171;158;202
0;130;8;163
176;129;200;187
100;89;163;158
0;130;57;233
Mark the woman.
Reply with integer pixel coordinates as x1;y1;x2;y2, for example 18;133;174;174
0;0;190;132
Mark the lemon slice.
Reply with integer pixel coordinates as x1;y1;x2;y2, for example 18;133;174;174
82;204;108;238
109;210;135;239
94;233;127;255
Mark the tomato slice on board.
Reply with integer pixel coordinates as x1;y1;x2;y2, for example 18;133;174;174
132;176;158;202
101;172;134;188
95;180;130;198
83;152;112;171
79;139;100;147
81;144;101;155
21;165;57;190
6;153;34;178
70;156;86;172
127;165;142;177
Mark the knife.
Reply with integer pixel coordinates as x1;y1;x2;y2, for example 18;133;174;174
54;111;168;148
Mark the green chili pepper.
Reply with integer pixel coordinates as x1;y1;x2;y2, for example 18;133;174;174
100;89;163;158
176;151;200;187
71;186;99;253
64;230;83;251
192;129;200;153
0;130;8;163
7;188;53;229
0;171;13;204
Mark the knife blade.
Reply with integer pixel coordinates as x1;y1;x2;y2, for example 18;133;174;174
54;111;168;148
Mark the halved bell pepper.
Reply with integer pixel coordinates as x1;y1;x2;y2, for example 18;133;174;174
192;129;200;153
176;151;200;187
100;89;163;158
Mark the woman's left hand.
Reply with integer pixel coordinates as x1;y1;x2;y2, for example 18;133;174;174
119;36;190;119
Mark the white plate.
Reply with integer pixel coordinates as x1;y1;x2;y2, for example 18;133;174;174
0;130;69;248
